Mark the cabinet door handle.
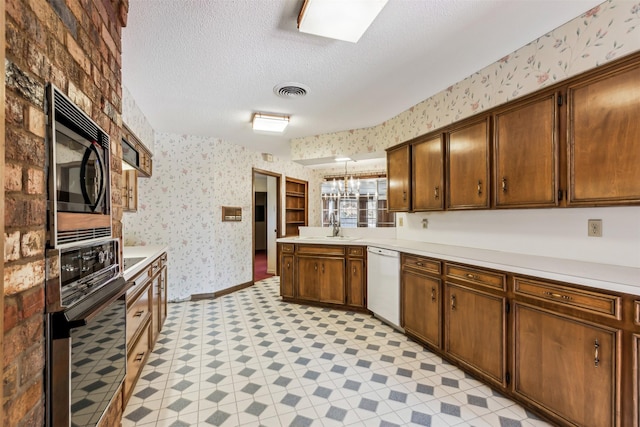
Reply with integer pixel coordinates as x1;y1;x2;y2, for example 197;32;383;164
135;351;146;362
402;191;407;201
133;310;144;317
543;291;572;301
502;177;508;192
451;295;456;311
353;267;357;274
466;273;479;280
322;264;325;274
594;339;600;367
434;186;439;200
477;180;482;195
286;262;290;269
431;287;436;302
314;263;318;271
415;262;423;267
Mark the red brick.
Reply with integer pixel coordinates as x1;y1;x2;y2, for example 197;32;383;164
20;287;45;320
4;259;46;296
6;379;43;427
3;314;44;369
19;344;45;387
3;363;18;401
5;127;45;166
25;167;44;195
4;163;23;192
4;296;19;333
20;229;45;258
5;231;21;262
5;93;25;126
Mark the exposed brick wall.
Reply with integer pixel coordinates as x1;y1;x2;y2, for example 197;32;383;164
3;0;127;425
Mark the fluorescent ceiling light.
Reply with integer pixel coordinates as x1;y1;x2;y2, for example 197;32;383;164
252;113;289;133
298;0;388;43
335;157;352;162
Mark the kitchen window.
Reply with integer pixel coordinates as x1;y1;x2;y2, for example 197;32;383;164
321;177;395;228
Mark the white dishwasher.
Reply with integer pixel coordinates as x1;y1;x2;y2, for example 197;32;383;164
367;246;402;331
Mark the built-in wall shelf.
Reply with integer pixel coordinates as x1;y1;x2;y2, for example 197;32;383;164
285;177;308;236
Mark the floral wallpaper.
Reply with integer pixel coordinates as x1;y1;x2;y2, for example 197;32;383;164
290;0;640;161
123;133;321;301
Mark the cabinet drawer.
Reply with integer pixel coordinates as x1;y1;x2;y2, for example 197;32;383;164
124;319;150;403
402;254;441;275
297;244;345;256
514;277;620;319
126;283;151;343
347;246;364;257
281;244;294;253
445;263;505;291
635;301;640;326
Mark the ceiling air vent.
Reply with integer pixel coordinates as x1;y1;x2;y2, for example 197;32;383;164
274;82;309;99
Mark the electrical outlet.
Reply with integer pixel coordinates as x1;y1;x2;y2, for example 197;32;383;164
422;218;428;229
398;217;404;227
588;219;602;237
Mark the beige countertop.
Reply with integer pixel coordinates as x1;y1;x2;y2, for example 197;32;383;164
277;236;640;296
123;245;168;281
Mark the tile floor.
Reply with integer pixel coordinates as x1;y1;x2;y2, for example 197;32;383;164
122;277;552;427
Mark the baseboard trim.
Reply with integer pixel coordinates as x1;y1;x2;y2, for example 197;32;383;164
191;281;254;301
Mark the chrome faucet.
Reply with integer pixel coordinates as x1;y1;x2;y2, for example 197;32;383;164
329;212;340;237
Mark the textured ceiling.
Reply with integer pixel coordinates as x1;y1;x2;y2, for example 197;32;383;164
122;0;601;162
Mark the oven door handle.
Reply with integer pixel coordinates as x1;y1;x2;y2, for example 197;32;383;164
59;277;127;331
79;142;107;213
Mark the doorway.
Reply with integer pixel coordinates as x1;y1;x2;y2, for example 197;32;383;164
252;169;281;283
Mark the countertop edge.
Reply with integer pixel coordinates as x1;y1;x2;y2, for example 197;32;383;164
123;245;169;281
277;237;640;296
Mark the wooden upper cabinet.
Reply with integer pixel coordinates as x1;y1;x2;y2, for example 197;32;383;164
412;134;445;211
494;93;558;208
387;144;411;211
567;62;640;205
446;117;491;209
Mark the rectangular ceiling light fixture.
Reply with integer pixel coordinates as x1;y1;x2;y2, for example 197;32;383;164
298;0;389;43
252;113;290;133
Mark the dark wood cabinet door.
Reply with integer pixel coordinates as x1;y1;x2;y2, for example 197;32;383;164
494;93;558;207
412;135;444;211
445;283;505;384
297;257;320;301
319;257;345;304
387;145;411;211
402;270;441;348
346;259;365;307
513;303;618;427
446;118;491;209
568;64;640;205
280;254;295;298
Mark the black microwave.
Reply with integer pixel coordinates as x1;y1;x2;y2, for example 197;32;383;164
47;85;112;247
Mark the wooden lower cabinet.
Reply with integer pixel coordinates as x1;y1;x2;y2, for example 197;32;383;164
280;253;295;298
298;256;345;304
123;252;169;408
513;302;618;427
401;268;441;348
346;258;366;308
635;334;640;427
279;243;366;311
445;282;506;385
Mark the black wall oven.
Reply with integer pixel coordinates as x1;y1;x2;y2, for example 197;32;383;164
46;239;127;427
47;85;112;248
